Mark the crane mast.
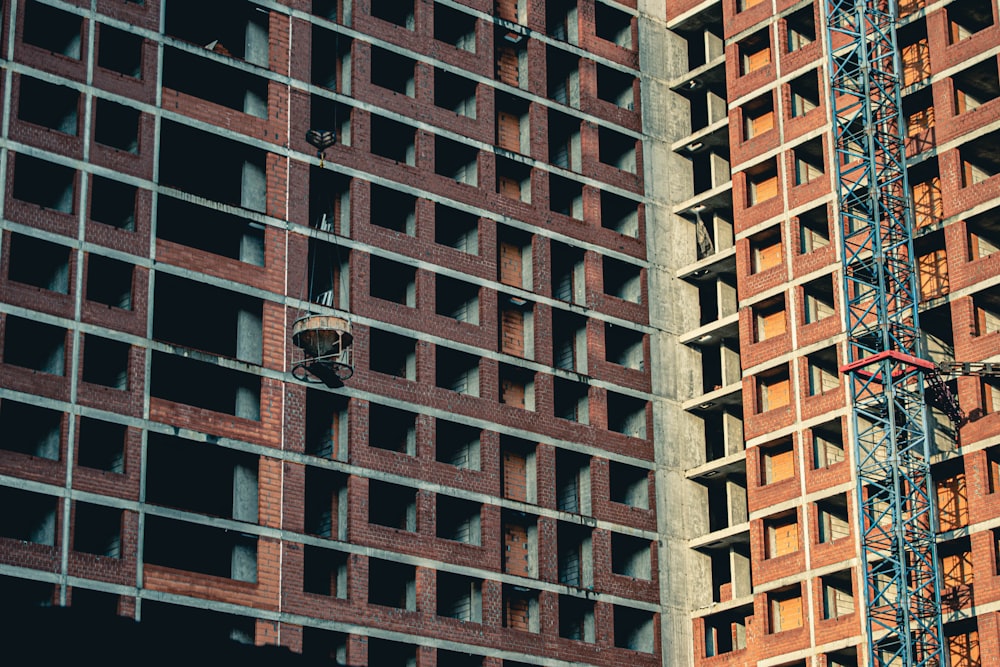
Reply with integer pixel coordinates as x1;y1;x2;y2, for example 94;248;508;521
824;0;945;664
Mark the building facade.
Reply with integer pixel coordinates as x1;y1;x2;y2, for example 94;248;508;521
0;0;998;666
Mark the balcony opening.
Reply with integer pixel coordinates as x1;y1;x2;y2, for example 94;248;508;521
604;256;642;303
742;93;774;140
967;210;1000;259
305;389;348;460
899;20;930;86
435;4;476;52
954;58;1000;113
371;46;416;96
600;191;639;237
310;168;351;236
303;547;348;598
90;176;137;231
765;511;798;558
371;0;414;29
812;420;845;468
560;595;595;642
144;515;257;582
369;256;416;305
798;205;830;253
369;403;416;455
803;275;835;323
817;493;850;542
369;185;416;235
915;229;949;301
82;335;130;390
0;487;56;545
789;70;821;117
304;467;347;539
163;0;270;67
435;419;480;469
77;417;125;473
949;0;994;42
308;238;349;310
17;76;79;134
904;86;935;149
8;233;70;294
822;570;854;619
0;399;61;460
499;363;535;409
549;174;583;219
368;480;416;531
163;47;268;118
546;0;578;43
594;2;632;49
498;225;533;289
546;46;579;106
143;602;255;646
760;437;794;485
614;606;654;652
597;64;634;109
768;587;803;632
750;225;782;273
157;197;264;265
13;155;75;213
807;347;839;396
311;27;352;93
437;347;480;396
793;138;825;185
146;433;258;522
554;377;589;423
497;93;529;154
557;522;592;586
436;495;481;544
503;585;540;632
150;351;261;420
746;159;778;205
939;536;974;605
501;435;536;501
961;132;1000;185
436;136;479;186
435;204;478;254
556;449;590;514
598;126;637;173
370;116;415;164
368;558;416;609
502;511;537;576
610;462;649;508
704;608;748;656
159;121;266;212
435;69;477;117
437;572;482;621
607;392;647;438
739;30;771;75
496;156;531;202
3;316;65;375
153;273;262;362
73;503;122;558
910;161;942;228
23;0;82;58
785;6;816;51
757;365;791;412
437;276;480;324
97;24;143;78
312;0;351;23
548;109;581;170
552;310;586;372
369;329;417;379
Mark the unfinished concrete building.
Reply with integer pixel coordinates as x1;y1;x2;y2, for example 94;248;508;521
1;0;998;666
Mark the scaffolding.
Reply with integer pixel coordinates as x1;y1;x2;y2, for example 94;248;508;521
825;0;944;664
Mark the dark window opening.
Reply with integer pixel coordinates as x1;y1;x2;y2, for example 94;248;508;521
152;273;263;363
77;417;125;473
302;627;347;664
310;95;352;148
12;154;76;213
371;0;415;29
305;389;348;460
547;47;579;107
73;503;121;558
435;70;477;118
961;131;1000;185
785;6;816;51
90;176;137;231
303;546;348;597
371;116;416;164
435;204;478;254
368;480;417;531
557;522;591;586
817;493;850;543
601;191;640;237
369;329;417;379
806;346;839;396
309;167;351;235
369;185;416;235
17;76;79;134
0;487;57;545
789;70;821;117
87;254;134;310
436;495;481;544
437;276;479;323
953;58;1000;114
304;467;347;539
94;99;140;153
559;595;595;642
369;256;416;305
82;335;130;390
312;0;349;24
142;602;255;646
798;205;830;253
97;24;143;78
144;516;257;582
611;533;651;579
550;174;583;219
23;0;82;58
435;419;480;469
163;0;270;67
436;136;478;185
605;323;643;370
7;233;70;294
436;347;479;395
609;462;649;508
2;316;65;375
552;310;586;372
793;138;825;185
311;27;352;93
146;432;259;522
551;241;583;303
150;351;261;420
595;2;633;48
597;64;634;109
608;392;647;438
803;274;836;323
0;399;61;460
603;256;642;303
614;605;654;652
556;450;589;513
598;126;637;172
437;572;482;621
368;639;416;667
438;650;482;667
546;0;578;43
554;377;588;423
371;46;416;96
496;156;531;202
156;196;265;265
949;0;994;42
369;404;417;455
435;4;476;51
163;47;267;118
548;109;580;170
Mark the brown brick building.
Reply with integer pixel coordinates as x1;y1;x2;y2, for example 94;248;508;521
0;0;998;666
